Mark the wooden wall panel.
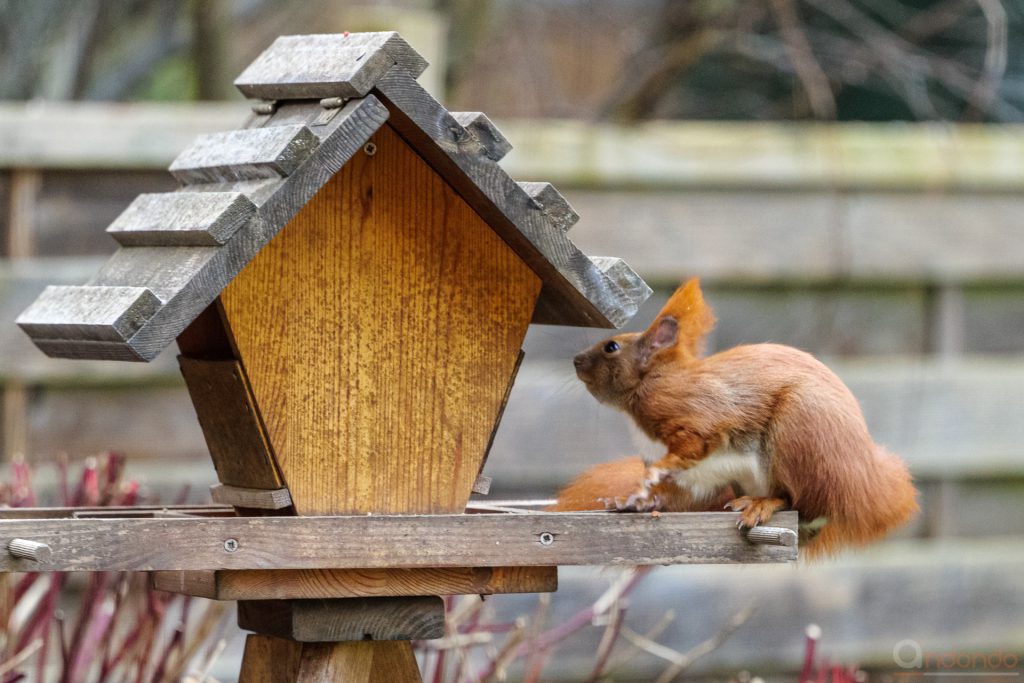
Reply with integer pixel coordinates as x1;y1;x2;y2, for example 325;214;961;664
221;124;541;515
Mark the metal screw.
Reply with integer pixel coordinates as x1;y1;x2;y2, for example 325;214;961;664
539;532;555;546
223;538;239;553
363;142;377;156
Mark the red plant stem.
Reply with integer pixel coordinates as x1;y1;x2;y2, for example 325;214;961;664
816;657;829;683
100;574;133;679
67;594;116;683
152;595;191;683
799;629;819;683
62;572;110;683
13;574;40;604
584;603;627;683
522;648;552;683
57;455;70;506
16;573;61;658
475;569;649;683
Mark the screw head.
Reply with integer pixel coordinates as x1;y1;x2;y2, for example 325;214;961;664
539;532;555;546
223;538;239;553
363;142;377;156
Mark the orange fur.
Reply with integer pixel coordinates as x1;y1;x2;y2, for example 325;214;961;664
549;456;734;512
566;279;919;558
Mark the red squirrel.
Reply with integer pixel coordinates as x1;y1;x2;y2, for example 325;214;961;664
552;278;918;557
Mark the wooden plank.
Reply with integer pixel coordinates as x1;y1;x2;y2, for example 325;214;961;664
24;384;207;464
4;102;1024;193
517;181;579;233
175;298;236;359
220;124;541;516
210;484;292;510
17;285;160;342
0;383;27;459
237;596;445;641
560;189;1024;283
106;191;256;247
239;634;421;682
178;357;282;489
498;119;1024;192
234;33;428;101
7;169;39;258
0;511;799;572
478;349;524;483
0;102;246;170
19;96;389;362
293;641;421;682
0;258;182;382
588;256;650;307
169;124;320;184
238;634;303;682
451;112;512;161
0;505;231;519
151;566;558;600
373;67;650;329
33;170;175;256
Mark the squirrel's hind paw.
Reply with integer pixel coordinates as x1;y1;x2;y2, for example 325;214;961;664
726;496;786;529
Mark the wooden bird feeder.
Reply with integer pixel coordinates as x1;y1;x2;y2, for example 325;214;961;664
12;33;797;681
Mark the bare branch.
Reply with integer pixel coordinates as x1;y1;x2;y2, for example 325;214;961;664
654;603;757;683
964;0;1008;120
768;0;836;119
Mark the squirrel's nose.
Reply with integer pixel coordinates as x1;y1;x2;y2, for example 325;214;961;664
573;353;586;369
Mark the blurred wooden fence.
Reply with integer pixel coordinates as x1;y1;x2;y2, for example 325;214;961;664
1;103;1022;679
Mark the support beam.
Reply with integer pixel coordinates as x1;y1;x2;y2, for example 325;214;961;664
152;566;557;600
237;596;445;642
0;511;798;572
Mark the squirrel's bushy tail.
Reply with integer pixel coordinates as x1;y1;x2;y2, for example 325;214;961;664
801;446;918;559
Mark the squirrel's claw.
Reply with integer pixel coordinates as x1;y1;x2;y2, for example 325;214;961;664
727;496;786;530
607;490;662;513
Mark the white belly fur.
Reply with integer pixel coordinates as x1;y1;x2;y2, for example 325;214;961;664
672;446;769;501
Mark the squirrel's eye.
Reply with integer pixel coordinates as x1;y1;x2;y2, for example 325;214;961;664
603;341;620;354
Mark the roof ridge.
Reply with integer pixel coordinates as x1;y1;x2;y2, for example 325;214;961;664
17;32;650;362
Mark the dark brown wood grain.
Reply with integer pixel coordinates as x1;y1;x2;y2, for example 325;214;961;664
238;596;445;642
175;299;236;359
151;566;558;600
178;356;282;489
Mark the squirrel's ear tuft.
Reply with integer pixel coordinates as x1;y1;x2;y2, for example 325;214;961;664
648;278;716;359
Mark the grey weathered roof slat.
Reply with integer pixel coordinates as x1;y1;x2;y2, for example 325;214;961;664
371;66;648;328
589;256;652;308
106;192;257;247
19;95;389;361
17;285;161;343
451;112;512;162
169;124;320;184
518;181;580;233
235;32;428;101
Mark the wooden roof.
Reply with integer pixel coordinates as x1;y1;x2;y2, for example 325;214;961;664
17;32;650;362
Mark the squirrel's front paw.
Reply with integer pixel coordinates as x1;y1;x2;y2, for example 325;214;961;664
605;468;669;512
606;490;663;512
